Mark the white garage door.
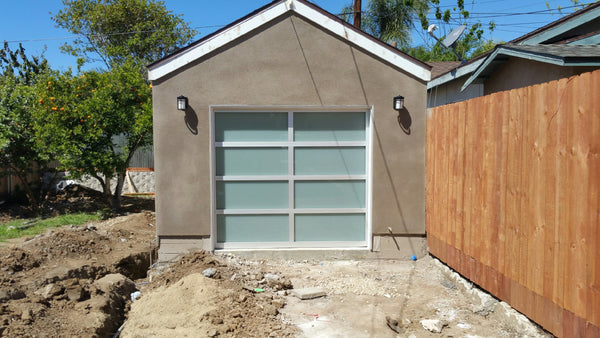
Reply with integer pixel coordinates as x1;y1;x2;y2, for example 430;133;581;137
212;109;370;249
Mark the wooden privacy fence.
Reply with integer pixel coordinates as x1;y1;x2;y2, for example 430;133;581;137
426;69;600;337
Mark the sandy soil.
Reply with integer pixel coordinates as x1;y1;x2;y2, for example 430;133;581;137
124;252;552;338
1;191;551;337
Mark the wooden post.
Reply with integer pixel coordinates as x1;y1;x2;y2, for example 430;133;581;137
353;0;361;29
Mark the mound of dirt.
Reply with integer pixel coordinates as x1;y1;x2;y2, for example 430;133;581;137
123;252;299;337
0;212;156;337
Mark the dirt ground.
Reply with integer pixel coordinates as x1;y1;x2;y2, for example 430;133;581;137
0;186;552;337
123;252;551;338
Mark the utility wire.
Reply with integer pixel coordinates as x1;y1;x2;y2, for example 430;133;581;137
2;3;583;45
3;24;222;44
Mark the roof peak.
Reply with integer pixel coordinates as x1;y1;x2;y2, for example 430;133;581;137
147;0;430;82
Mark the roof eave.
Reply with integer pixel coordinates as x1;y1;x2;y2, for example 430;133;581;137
511;3;600;44
426;59;484;89
459;46;600;91
148;0;431;82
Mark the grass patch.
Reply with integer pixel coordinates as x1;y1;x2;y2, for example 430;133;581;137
0;212;100;242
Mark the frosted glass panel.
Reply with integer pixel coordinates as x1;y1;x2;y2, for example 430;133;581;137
216;181;288;209
295;214;365;241
295;181;365;208
295;147;365;175
217;215;288;242
215;113;287;142
216;148;287;176
294;112;365;141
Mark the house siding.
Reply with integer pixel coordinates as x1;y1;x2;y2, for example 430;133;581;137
484;57;597;95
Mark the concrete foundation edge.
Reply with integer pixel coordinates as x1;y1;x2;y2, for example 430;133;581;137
157;236;427;263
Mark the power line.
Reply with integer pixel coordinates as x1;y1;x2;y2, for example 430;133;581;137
2;3;584;45
3;24;221;44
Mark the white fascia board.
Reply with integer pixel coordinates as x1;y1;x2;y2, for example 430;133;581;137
148;0;430;82
426;59;483;89
292;2;430;81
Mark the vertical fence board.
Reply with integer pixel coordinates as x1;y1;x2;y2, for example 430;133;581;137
542;80;557;312
426;69;600;337
589;71;600;328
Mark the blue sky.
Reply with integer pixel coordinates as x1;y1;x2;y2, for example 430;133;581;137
0;0;588;71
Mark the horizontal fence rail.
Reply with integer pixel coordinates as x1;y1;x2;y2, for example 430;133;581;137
426;69;600;337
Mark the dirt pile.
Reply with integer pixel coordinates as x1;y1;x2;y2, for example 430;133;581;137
123;252;299;337
0;212;156;337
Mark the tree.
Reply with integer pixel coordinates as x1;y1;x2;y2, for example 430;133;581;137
52;0;197;70
32;63;152;210
0;43;54;211
48;0;196;211
403;0;499;61
341;0;430;47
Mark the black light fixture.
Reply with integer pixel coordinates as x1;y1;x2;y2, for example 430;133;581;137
177;95;188;111
393;95;404;111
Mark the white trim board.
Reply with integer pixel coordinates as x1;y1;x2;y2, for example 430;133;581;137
148;0;430;82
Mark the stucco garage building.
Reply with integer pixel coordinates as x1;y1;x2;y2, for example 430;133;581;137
148;0;431;261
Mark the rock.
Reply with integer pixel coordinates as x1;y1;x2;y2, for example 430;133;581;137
207;328;218;337
291;287;326;300
440;280;456;290
8;289;26;300
93;273;136;296
0;290;8;302
420;319;446;333
263;304;278;316
66;285;84;301
202;268;217;278
386;316;401;333
472;294;498;316
21;309;33;322
41;284;64;299
271;299;285;309
45;266;71;283
264;273;280;280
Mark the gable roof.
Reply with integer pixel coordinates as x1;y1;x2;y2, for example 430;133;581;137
460;44;600;91
428;2;600;90
510;2;600;45
426;61;462;79
147;0;431;82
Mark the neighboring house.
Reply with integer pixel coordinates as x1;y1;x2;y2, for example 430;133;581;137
428;2;600;107
148;0;431;261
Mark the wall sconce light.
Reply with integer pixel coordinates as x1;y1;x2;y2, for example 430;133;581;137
393;95;404;111
177;95;188;111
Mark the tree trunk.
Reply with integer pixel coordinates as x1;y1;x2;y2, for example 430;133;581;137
12;167;40;213
112;172;125;211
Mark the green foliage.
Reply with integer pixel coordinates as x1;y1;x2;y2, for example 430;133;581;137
32;63;152;209
339;1;497;61
341;0;429;47
404;0;500;61
53;0;197;69
0;212;99;241
0;43;54;210
403;23;498;61
364;0;430;47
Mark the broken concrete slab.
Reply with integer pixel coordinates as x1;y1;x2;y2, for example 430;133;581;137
291;287;326;300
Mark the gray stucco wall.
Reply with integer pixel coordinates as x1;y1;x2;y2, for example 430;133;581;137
151;14;427;239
